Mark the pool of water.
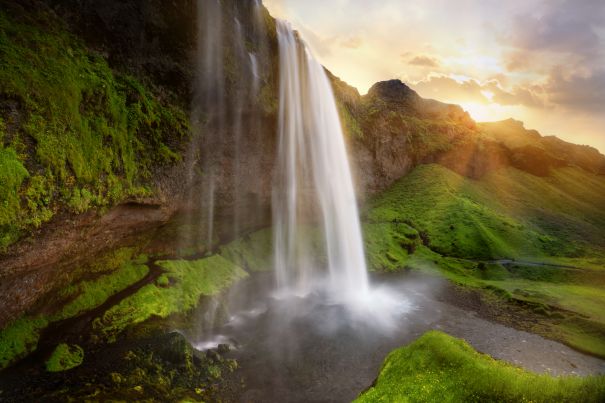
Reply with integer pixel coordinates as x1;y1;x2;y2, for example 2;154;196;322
188;271;605;403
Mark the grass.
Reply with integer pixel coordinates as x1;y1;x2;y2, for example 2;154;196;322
0;252;149;369
363;222;419;272
45;343;84;372
367;164;605;259
0;145;29;246
93;256;248;342
0;7;189;250
355;330;605;403
362;163;605;357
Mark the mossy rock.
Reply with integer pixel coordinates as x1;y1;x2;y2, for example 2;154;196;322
356;330;605;402
0;7;189;250
45;343;84;372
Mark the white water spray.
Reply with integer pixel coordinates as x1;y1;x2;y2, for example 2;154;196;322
273;21;370;304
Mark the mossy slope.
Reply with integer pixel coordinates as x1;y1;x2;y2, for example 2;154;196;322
93;256;248;342
0;7;189;250
0;252;149;369
367;164;605;260
356;330;605;403
45;343;84;372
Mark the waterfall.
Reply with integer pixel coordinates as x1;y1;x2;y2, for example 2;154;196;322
273;21;370;303
190;0;225;251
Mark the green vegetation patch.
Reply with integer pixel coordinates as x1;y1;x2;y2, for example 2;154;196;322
362;163;605;357
0;145;29;247
45;343;84;372
367;164;605;260
0;316;48;369
0;254;149;369
364;222;419;272
219;228;273;272
0;8;189;249
356;330;605;403
54;257;149;320
93;256;248;342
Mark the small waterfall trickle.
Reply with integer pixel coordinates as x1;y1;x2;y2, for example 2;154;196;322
273;21;370;304
187;0;270;254
189;0;226;251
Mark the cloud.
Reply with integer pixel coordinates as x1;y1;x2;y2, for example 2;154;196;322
412;75;489;103
490;84;544;108
506;0;605;60
340;36;362;49
408;55;440;68
504;51;531;72
544;67;605;112
411;75;544;108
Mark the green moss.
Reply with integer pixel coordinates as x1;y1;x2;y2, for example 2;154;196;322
0;252;149;368
0;8;189;249
45;343;84;372
356;331;605;403
53;259;149;320
0;316;48;369
0;146;29;249
219;228;273;272
338;102;363;138
364;164;605;357
364;222;419;272
93;255;248;341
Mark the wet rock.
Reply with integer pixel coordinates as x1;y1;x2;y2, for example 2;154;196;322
155;332;195;367
217;343;231;354
206;349;222;363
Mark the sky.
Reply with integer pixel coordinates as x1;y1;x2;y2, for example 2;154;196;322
263;0;605;153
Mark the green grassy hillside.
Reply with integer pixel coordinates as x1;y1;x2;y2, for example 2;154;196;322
363;163;605;357
355;331;605;403
366;164;605;260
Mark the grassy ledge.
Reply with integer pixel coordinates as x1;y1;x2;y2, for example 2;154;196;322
92;255;248;342
219;228;274;272
0;252;149;369
356;330;605;403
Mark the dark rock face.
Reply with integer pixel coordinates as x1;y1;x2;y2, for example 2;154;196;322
45;0;197;101
0;202;173;327
366;79;419;104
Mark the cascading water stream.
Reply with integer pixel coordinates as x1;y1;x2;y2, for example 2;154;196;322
188;4;406;354
273;21;370;304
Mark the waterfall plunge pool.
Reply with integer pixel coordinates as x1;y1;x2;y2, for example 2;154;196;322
186;271;605;403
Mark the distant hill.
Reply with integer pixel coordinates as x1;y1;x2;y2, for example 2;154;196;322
365;163;605;261
330;77;605;196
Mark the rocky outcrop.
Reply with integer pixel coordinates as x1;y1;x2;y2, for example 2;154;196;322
480;119;605;175
334;79;605;193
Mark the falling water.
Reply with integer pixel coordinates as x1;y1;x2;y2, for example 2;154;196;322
273;21;370;303
190;0;225;251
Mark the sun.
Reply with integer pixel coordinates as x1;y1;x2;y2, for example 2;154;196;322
458;102;494;121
